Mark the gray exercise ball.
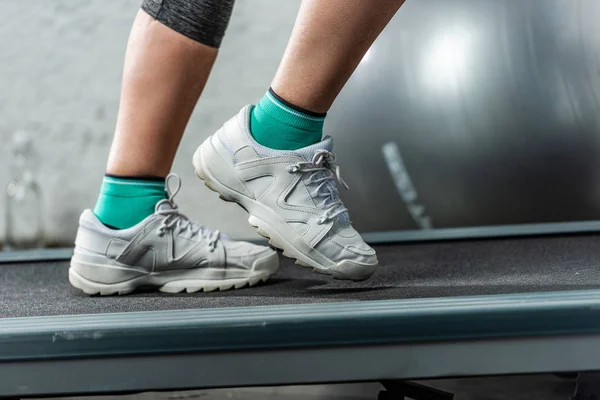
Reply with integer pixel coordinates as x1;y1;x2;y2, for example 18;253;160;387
328;0;600;234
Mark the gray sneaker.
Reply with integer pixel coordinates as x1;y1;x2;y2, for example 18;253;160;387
69;174;279;295
192;106;378;281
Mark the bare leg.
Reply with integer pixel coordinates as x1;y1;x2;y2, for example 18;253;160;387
271;0;404;114
106;10;218;178
193;0;405;280
71;4;283;297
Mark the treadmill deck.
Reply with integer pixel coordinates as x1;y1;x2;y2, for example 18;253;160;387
2;234;599;318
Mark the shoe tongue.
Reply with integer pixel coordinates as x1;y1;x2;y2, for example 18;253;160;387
155;199;224;240
295;136;351;226
294;136;333;161
155;200;176;213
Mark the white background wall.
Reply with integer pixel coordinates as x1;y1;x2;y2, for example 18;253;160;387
0;0;301;246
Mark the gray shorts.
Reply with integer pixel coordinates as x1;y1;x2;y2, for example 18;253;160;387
141;0;236;48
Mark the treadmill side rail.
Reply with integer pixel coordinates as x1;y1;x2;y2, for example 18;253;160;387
4;290;600;361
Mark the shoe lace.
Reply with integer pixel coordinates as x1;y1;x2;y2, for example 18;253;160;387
155;173;220;251
287;150;350;225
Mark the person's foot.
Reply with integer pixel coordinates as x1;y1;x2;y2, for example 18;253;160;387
192;106;378;281
69;174;279;295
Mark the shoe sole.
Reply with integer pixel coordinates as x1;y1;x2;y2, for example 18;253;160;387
68;251;279;296
193;138;376;282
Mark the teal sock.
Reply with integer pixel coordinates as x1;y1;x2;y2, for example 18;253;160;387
250;88;326;150
93;175;167;229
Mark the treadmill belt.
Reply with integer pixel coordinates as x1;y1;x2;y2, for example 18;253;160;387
2;234;600;318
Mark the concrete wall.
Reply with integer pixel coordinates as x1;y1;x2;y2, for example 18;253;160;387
0;0;300;246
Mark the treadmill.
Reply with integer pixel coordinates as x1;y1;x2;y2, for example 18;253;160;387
3;222;600;399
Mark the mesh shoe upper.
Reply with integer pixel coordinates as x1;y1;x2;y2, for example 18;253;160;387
214;105;377;267
74;174;274;272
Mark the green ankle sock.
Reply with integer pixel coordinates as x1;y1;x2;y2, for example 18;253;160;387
93;175;167;229
250;88;326;150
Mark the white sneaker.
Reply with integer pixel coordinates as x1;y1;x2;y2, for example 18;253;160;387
192;106;378;281
69;174;279;295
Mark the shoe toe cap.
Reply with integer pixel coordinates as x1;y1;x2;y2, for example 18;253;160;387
320;224;378;264
315;230;379;281
333;241;378;265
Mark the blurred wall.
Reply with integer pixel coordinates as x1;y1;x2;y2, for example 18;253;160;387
0;0;301;246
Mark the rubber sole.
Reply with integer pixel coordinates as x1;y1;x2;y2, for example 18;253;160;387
192;139;376;282
69;251;279;296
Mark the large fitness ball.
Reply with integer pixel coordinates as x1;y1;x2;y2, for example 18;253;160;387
328;0;600;234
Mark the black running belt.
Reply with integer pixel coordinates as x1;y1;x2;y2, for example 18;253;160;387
1;234;599;319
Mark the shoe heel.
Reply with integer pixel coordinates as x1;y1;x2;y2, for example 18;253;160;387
69;257;145;296
193;137;252;201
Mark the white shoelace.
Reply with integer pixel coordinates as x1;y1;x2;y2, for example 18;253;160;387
288;150;349;224
155;174;220;251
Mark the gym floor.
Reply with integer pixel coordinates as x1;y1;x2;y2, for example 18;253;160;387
42;375;576;400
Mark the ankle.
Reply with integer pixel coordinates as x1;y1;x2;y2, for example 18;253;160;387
93;175;167;229
249;88;326;151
